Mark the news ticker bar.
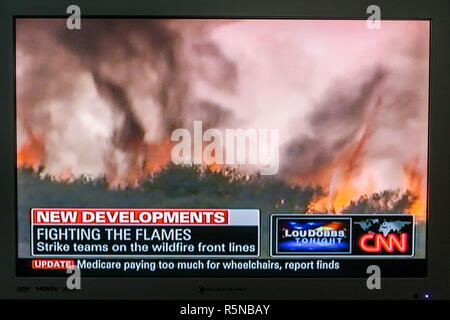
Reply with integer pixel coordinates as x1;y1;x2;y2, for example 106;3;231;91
18;258;427;277
31;209;260;257
30;208;414;258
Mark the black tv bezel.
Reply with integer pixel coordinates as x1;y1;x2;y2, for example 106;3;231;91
1;0;449;300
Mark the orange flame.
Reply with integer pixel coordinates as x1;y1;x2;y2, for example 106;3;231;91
104;140;174;189
306;155;426;216
299;101;426;218
58;167;75;183
17;134;45;171
403;158;426;218
304;125;373;213
16;128;427;217
143;140;173;174
306;172;374;214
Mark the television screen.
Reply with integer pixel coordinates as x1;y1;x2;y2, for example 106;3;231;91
15;18;429;277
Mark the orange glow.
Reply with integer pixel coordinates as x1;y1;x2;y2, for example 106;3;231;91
143;140;173;174
103;140;174;189
306;176;374;213
17;134;44;171
305;125;374;213
306;156;426;216
403;158;426;218
58;167;75;183
16;131;427;217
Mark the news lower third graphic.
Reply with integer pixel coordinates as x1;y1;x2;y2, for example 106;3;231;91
30;209;260;257
271;215;414;257
17;208;423;277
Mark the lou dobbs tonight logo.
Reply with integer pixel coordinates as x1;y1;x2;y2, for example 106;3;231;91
274;217;351;255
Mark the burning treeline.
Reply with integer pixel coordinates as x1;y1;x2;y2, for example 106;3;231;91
16;19;429;218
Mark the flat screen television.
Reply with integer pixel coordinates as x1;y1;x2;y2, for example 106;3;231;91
1;0;449;300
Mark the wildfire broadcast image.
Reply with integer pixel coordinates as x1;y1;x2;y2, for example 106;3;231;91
16;19;429;267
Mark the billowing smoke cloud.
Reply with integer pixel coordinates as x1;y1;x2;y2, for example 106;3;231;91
282;68;386;180
16;19;237;185
16;19;429;212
